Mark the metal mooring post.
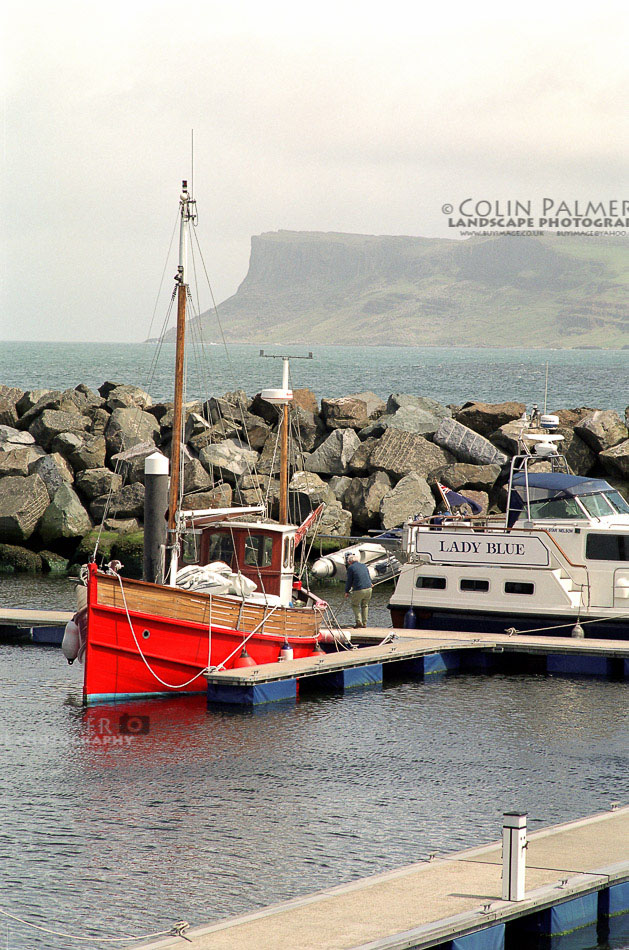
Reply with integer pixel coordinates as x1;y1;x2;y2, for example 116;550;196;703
502;812;527;901
144;452;169;584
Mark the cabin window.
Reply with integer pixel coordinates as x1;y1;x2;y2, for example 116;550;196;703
579;493;615;518
283;536;294;569
181;529;202;565
504;581;534;595
206;532;235;567
528;497;582;520
415;576;446;589
606;491;629;515
244;534;273;568
460;579;489;592
586;533;629;561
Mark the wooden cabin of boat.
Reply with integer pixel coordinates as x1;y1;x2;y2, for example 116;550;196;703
180;509;298;604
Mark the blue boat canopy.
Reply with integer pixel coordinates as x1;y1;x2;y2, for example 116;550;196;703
511;473;612;497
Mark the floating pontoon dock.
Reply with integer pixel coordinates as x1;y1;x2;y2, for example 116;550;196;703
135;805;629;950
0;607;72;645
204;627;629;706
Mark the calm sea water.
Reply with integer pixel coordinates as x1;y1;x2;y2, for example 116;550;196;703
1;341;627;414
0;582;628;950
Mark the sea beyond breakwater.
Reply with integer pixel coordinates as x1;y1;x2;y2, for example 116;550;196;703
0;371;628;574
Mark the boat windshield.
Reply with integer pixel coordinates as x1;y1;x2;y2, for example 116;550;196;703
606;491;629;515
578;493;617;518
527;496;583;520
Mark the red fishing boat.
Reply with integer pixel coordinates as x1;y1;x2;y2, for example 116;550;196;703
62;182;328;704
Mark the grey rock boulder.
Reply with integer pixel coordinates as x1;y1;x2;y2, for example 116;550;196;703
29;410;90;451
0;426;36;449
304;429;361;476
288;470;336;522
15;390;53;416
87;407;111;437
434;418;507;466
0;397;19;428
183;457;213;494
368;396;452;439
182;483;233;510
51;433;107;472
75;467;123;501
290;405;325;453
348;437;378;475
289;470;336;505
379;472;435;529
370;428;454;481
431;463;501;493
39;484;92;543
184;412;212;443
575;410;628;453
343;471;392;530
106;385;152;411
0;474;50;542
198;439;259;484
292;388;319;414
320;394;384;430
557;428;597;476
599;439;629;478
105;407;160;459
328;475;353;502
307;503;352;539
91;483;145;521
0;445;45;476
29;452;75;498
455;401;526;437
257;436;300;477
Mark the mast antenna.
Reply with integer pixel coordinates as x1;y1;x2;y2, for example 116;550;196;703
191;129;194;199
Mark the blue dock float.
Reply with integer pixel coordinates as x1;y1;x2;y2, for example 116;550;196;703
0;608;72;646
204;628;629;708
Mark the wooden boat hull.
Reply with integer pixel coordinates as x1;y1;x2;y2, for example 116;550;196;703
80;565;322;705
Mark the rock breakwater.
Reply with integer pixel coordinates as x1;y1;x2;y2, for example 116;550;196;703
1;382;628;575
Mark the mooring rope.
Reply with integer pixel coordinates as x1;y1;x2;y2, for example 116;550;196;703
0;905;190;943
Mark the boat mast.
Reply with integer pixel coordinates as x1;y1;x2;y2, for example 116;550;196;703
167;180;196;583
279;358;290;524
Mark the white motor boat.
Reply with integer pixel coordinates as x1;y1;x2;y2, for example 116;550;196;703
389;418;629;639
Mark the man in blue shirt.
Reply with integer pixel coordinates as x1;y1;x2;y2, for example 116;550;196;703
344;554;373;628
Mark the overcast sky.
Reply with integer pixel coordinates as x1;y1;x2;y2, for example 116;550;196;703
2;0;627;342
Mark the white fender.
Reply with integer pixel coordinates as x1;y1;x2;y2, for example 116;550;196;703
61;619;80;663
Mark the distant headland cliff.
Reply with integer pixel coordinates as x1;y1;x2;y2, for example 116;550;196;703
164;232;628;349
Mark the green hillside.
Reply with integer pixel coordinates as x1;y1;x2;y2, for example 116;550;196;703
179;232;628;348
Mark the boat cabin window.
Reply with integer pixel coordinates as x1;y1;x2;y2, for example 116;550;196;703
181;529;202;565
415;576;446;589
283;536;294;569
579;493;616;519
606;491;629;515
585;533;629;561
527;497;582;520
206;532;235;567
504;581;534;595
244;533;273;568
460;579;489;592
